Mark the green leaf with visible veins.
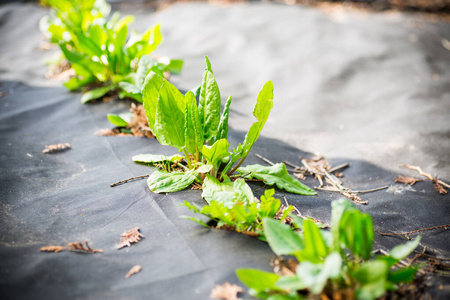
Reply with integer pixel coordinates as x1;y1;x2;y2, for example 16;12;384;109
142;71;164;132
202;175;234;203
153;82;186;149
232;81;274;162
132;153;184;165
263;218;304;256
199;56;221;141
238;163;316;195
147;169;197;193
213;95;232;144
184;91;204;154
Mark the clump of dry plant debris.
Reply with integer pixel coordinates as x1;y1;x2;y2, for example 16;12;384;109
117;227;145;249
398;164;449;194
42;143;71;154
40;241;102;253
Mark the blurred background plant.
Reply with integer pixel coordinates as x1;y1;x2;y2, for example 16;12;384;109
39;0;183;103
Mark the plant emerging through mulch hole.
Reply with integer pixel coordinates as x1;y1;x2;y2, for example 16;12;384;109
130;56;316;200
96;103;155;138
235;198;422;300
40;0;183;103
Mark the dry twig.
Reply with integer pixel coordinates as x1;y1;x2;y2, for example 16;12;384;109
125;265;142;279
395;175;423;186
110;175;149;187
42;143;71;154
210;282;243;300
400;164;449;194
117;227;145;249
376;224;450;237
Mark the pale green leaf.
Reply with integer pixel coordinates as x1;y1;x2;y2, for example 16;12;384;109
201;174;234;204
297;219;328;263
147;169;197;193
81;86;112;103
331;198;356;252
389;236;421;260
296;252;342;294
202;139;230;168
238;163;316;195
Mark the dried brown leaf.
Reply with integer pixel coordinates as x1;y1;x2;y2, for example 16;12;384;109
117;227;144;249
68;241;103;253
0;91;8;98
293;171;306;180
191;183;203;190
40;245;67;253
125;265;142;279
433;182;448;195
395;175;423;186
210;282;243;300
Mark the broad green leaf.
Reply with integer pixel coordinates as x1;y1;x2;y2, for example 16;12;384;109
296;252;342;294
107;112;133;127
81;85;113;103
132;153;184;164
201;174;234;203
142;71;164;132
214;95;232;143
184;91;204;154
263;218;304;256
196;163;213;174
233;80;274;160
331;198;357;252
147;169;197;193
353;260;389;300
389;236;421;260
153;82;186;148
202;139;230;168
206;178;254;208
339;210;374;260
199;56;221;141
236;269;281;292
238;163;316;195
297;219;328;263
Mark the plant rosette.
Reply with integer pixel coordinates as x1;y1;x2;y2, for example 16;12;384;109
132;56;316;203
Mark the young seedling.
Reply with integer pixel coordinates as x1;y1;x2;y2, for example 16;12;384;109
237;198;422;300
181;189;294;239
133;56;316;200
40;0;183;103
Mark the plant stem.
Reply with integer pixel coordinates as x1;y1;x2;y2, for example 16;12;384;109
226;155;247;176
182;149;193;169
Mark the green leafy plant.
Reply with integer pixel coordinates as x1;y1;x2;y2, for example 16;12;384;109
133;56;315;197
40;0;183;103
237;198;421;300
181;188;294;239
